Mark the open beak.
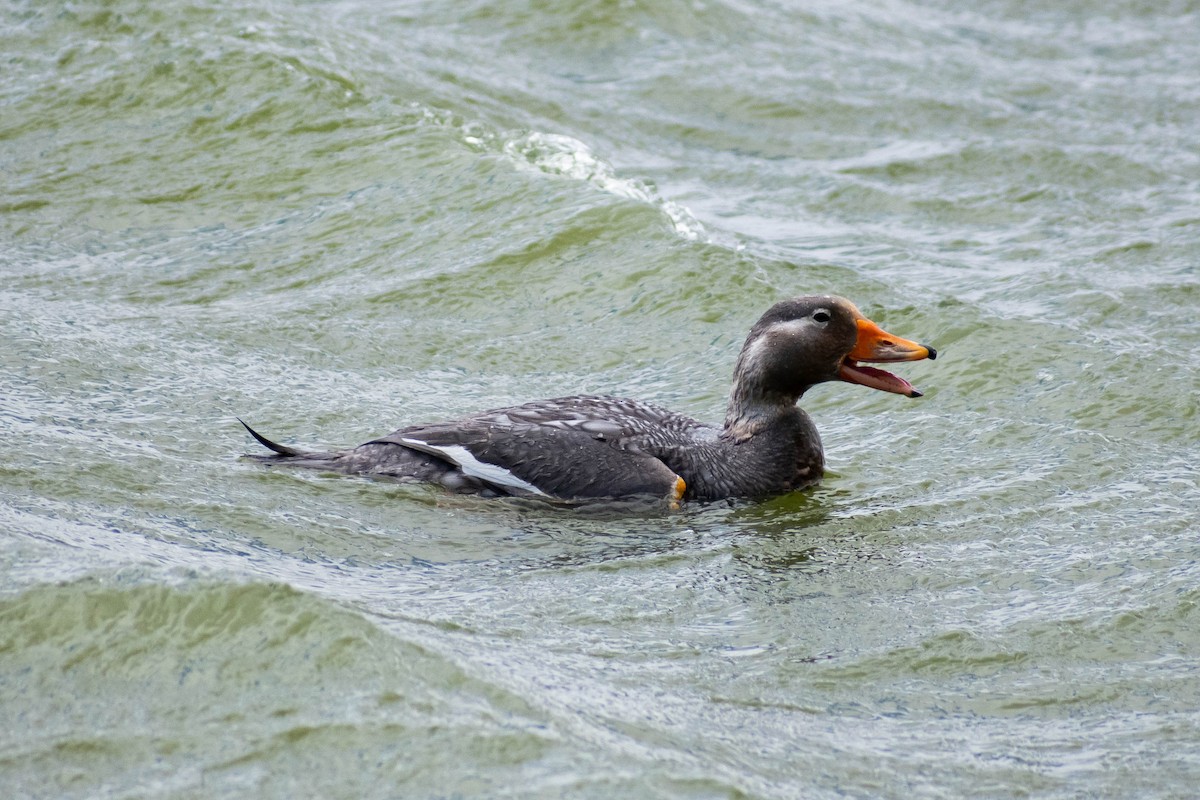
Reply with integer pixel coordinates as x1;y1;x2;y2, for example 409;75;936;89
838;317;937;398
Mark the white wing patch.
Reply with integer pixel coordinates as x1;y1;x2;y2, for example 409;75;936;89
398;437;549;497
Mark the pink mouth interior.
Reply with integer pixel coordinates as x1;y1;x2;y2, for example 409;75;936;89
839;360;919;397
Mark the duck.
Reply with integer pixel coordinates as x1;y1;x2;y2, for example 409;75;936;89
240;295;935;504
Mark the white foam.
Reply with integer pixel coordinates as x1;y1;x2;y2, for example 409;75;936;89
502;132;706;241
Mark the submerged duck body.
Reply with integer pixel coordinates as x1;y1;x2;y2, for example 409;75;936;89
241;296;935;504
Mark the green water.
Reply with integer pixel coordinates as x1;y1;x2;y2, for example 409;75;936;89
3;0;1199;797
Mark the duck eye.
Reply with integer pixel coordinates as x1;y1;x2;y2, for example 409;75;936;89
812;309;832;323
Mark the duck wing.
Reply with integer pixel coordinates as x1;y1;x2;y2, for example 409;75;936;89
366;395;698;501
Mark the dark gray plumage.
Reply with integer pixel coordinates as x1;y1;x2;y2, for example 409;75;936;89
240;295;935;503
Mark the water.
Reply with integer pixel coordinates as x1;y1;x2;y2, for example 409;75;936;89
2;0;1199;797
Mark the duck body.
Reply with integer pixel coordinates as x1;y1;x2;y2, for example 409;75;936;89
242;296;935;504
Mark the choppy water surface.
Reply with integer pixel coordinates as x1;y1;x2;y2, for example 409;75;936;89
3;1;1199;797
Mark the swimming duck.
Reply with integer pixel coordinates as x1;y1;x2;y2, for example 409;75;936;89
241;295;935;503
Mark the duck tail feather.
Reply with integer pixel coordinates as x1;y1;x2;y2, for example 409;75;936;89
237;418;309;458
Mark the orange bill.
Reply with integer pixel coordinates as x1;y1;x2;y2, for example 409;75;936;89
838;317;937;398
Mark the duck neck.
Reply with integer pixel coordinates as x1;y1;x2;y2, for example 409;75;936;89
722;375;803;442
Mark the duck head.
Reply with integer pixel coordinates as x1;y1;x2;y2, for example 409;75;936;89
725;295;936;433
